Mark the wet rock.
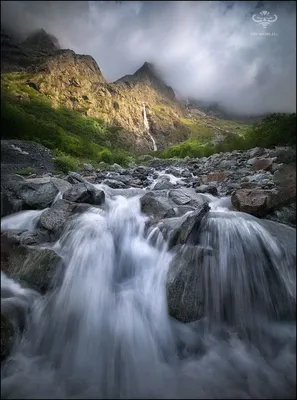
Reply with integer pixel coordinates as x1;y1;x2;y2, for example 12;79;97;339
19;177;71;208
169;203;210;248
140;191;172;219
167;245;212;323
1;229;50;246
169;188;205;207
102;179;127;189
163;206;195;218
1;175;27;217
168;190;192;205
66;171;86;184
195;184;218;196
265;202;296;228
167;212;296;324
1;175;72;216
39;199;90;235
1;314;15;361
165;167;182;177
2;245;63;294
181;170;192;178
63;183;105;205
153;177;176;190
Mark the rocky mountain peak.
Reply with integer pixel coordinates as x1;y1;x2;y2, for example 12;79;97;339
117;61;175;101
22;29;60;53
135;61;156;76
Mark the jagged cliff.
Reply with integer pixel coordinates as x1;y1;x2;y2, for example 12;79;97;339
1;29;192;152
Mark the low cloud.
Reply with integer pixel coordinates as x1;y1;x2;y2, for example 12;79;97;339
1;1;296;115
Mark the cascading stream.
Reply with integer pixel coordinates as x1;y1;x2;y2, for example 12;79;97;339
1;190;296;399
143;103;157;151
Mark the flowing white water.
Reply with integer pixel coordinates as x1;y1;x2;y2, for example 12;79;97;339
1;209;46;231
1;192;296;399
143;103;157;151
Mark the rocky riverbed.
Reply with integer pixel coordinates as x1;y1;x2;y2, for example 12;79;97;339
1;141;296;362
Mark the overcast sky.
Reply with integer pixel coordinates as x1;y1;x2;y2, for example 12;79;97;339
1;1;296;115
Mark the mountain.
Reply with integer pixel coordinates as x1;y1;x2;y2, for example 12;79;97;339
117;62;176;102
1;29;250;153
22;29;60;53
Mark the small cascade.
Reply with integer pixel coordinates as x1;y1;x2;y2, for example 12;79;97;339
1;182;296;399
143;103;157;151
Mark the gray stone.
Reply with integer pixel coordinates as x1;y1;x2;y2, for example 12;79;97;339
249;147;265;158
63;183;105;205
67;172;86;184
39;199;89;235
140;191;173;219
2;245;63;294
1;229;50;246
102;179;127;189
163;206;195;219
19;177;71;209
195;184;218;196
1;175;72;215
167;245;212;322
108;163;125;173
269;147;296;164
83;163;94;172
153;178;176;190
231;188;280;217
169;202;210;248
168;190;192;205
137;155;154;162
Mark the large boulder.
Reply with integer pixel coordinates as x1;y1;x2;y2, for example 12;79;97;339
265;203;296;228
168;203;210;248
167;245;213;323
66;171;87;184
249;157;274;172
1;239;63;294
269;147;296;164
1;229;50;246
195;184;218;196
167;211;296;324
1;175;72;216
63;183;105;205
140;191;172;219
39;199;90;236
153;177;177;190
249;147;265;158
231;188;280;217
141;189;207;220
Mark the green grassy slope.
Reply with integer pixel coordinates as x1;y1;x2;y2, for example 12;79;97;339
157;112;296;159
1;72;134;171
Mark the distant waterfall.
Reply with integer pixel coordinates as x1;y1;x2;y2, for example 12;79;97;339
143;104;157;151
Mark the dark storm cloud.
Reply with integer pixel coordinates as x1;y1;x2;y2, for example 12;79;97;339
1;1;296;115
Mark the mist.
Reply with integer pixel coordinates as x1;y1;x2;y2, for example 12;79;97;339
1;1;296;115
